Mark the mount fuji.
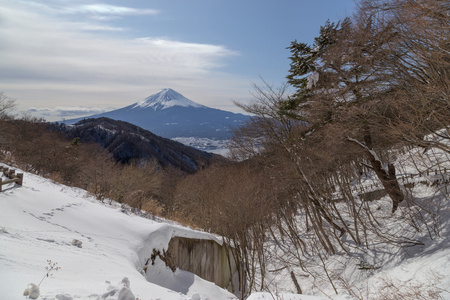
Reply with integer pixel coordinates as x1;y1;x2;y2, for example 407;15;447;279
63;89;251;141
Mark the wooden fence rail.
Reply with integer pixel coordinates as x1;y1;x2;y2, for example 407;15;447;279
0;166;23;192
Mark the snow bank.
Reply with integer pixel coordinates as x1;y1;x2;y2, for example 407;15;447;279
0;165;236;300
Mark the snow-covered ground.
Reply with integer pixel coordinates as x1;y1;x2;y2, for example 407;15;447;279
0;166;236;300
257;142;450;299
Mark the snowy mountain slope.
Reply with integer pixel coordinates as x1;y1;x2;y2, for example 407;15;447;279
0;165;236;300
63;89;251;140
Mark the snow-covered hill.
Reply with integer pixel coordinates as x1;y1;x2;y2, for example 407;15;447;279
63;89;251;143
0;165;237;300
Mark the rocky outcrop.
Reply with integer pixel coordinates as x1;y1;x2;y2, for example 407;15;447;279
166;237;237;289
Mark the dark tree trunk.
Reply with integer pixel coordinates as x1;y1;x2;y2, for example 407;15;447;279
348;135;405;213
290;270;302;294
365;151;404;213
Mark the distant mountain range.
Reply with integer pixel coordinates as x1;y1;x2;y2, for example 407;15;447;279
63;88;251;140
51;117;225;173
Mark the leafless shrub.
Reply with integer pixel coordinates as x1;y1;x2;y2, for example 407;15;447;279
1;117;169;217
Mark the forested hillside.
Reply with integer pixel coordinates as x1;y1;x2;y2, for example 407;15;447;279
50;117;223;173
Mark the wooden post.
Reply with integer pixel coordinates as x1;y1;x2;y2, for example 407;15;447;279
8;169;15;178
0;173;23;192
17;173;23;186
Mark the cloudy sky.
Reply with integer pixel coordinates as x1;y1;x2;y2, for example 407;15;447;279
0;0;356;121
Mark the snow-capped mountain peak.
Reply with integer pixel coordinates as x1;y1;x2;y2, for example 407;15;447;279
63;88;251;141
132;88;205;111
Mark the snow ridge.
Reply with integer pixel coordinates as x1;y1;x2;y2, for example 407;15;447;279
132;88;205;111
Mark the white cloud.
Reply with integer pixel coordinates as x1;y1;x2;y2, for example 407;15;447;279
27;106;115;121
14;1;159;18
0;0;245;112
77;23;126;31
0;2;236;77
72;4;159;16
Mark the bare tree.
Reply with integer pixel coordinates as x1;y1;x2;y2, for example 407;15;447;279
360;0;450;153
225;1;449;293
0;92;16;150
0;92;16;121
